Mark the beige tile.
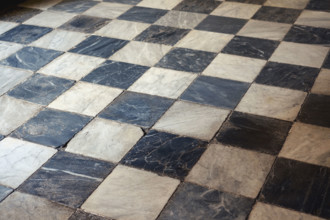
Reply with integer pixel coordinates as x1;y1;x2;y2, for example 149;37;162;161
138;0;182;10
155;11;207;29
49;82;122;116
82;165;180;220
270;42;329;68
0;21;18;35
0;66;32;96
211;2;260;19
311;69;330;95
24;11;75;28
264;0;309;9
153;101;229;140
236;84;306;121
175;30;233;52
295;10;330;29
19;0;62;10
0;41;23;60
280;122;330;168
203;53;266;83
186;143;275;198
83;2;132;19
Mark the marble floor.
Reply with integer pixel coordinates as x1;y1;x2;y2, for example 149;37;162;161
0;0;329;219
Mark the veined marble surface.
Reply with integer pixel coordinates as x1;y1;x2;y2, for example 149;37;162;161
211;2;261;19
312;69;330;95
118;6;168;24
0;185;12;202
0;22;18;35
0;41;23;60
295;10;330;29
0;66;32;96
264;0;309;9
49;0;99;13
137;0;182;10
155;11;207;29
24;10;75;28
83;2;132;19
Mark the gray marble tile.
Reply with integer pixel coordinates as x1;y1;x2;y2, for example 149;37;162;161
295;10;330;29
69;210;113;220
59;15;110;33
195;15;247;34
0;41;23;60
211;2;260;19
83;2;132;19
0;6;42;23
0;66;32;96
312;69;330;95
24;11;75;28
118;6;168;24
264;0;309;9
0;21;18;35
155;10;207;29
283;25;330;46
252;6;301;24
0;185;12;202
104;0;141;5
50;0;99;13
138;0;182;10
173;0;221;14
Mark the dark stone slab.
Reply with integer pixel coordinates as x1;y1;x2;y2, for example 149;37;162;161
0;185;12;202
134;25;190;46
297;94;330;128
226;0;266;4
159;182;255;220
11;108;91;148
99;91;174;128
156;48;216;73
255;62;320;92
259;158;330;219
69;35;128;58
252;6;301;24
69;210;113;220
82;60;149;89
306;0;330;12
104;0;141;5
221;36;279;60
284;25;330;46
49;0;99;13
173;0;221;14
0;135;4;141
0;24;52;44
195;15;247;34
59;15;110;33
0;47;62;71
7;73;74;105
217;111;292;155
121;130;207;180
0;6;42;22
19;151;114;208
323;53;330;69
118;6;168;24
181;76;249;109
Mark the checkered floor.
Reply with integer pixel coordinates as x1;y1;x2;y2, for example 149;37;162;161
0;0;329;219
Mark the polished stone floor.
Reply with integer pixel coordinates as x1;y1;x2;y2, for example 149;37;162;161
0;0;329;219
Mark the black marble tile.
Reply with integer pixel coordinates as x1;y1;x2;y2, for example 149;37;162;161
173;0;221;14
118;6;168;24
195;15;247;34
156;48;216;73
284;25;330;46
0;6;42;23
11;108;91;148
216;111;292;155
59;15;110;34
0;185;12;202
49;0;99;13
82;60;149;89
0;135;4;141
121;130;207;180
221;36;279;60
297;94;330;128
134;25;190;46
158;182;255;220
7;73;74;105
0;24;52;44
181;76;249;109
226;0;266;4
104;0;141;5
69;35;128;58
259;158;330;219
99;91;174;128
19;151;114;208
306;0;330;12
252;6;301;24
255;62;320;92
323;53;330;69
0;46;62;71
69;210;113;220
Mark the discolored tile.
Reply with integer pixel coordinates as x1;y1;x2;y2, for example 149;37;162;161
173;0;221;14
0;185;12;202
69;210;113;220
24;11;75;28
0;66;32;96
118;6;168;24
138;0;182;10
83;2;132;19
59;15;110;33
0;6;41;23
49;0;99;13
0;41;23;60
283;25;330;45
312;69;330;95
264;0;309;9
252;6;301;24
104;0;141;4
211;2;260;19
155;10;207;29
295;10;330;29
196;15;247;34
306;0;330;12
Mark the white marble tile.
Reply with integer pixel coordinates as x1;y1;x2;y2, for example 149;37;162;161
237;20;291;41
155;11;207;29
66;118;143;162
49;82;122;116
129;67;196;99
236;84;306;121
295;10;330;29
0;21;18;35
0;192;74;219
211;2;260;19
270;42;329;68
0;66;32;96
264;0;309;9
175;30;233;52
19;0;62;10
31;30;87;51
82;165;180;220
137;0;182;10
0;96;42;135
311;69;330;96
153;101;229;140
83;2;132;19
95;20;149;40
186;143;275;198
39;53;104;80
203;53;266;83
280;122;330;168
0;137;56;188
0;41;23;60
110;41;171;66
24;11;75;28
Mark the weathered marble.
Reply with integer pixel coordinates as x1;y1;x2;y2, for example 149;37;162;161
82;165;180;220
211;2;260;19
153;101;229;140
0;41;23;60
24;11;75;28
104;0;141;4
83;2;132;19
11;108;91;148
118;6;168;23
173;0;221;14
158;182;254;220
0;185;12;202
196;15;247;34
8;73;74;105
264;0;309;9
59;15;110;33
50;0;99;13
137;0;182;10
252;6;301;24
19;0;62;10
306;0;330;12
295;10;330;29
155;10;207;29
217;111;292;155
129;67;196;98
99;91;173;128
236;84;306;121
0;66;32;96
227;0;266;4
312;69;330;95
0;21;18;35
0;137;56;188
69;210;113;220
284;25;330;45
0;6;41;23
187;143;275;198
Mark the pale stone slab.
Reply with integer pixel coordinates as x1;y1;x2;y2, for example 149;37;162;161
66;118;143;162
19;0;62;10
264;0;309;9
270;42;329;68
129;67;196;99
0;41;23;60
155;11;207;29
39;53;104;80
186;143;275;198
153;101;229;140
280;122;330;168
82;165;180;220
24;11;75;28
138;0;183;10
236;84;306;121
0;137;56;188
312;69;330;96
83;2;132;19
0;66;33;96
211;2;260;19
203;53;266;83
49;82;122;116
295;10;330;29
0;21;18;35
